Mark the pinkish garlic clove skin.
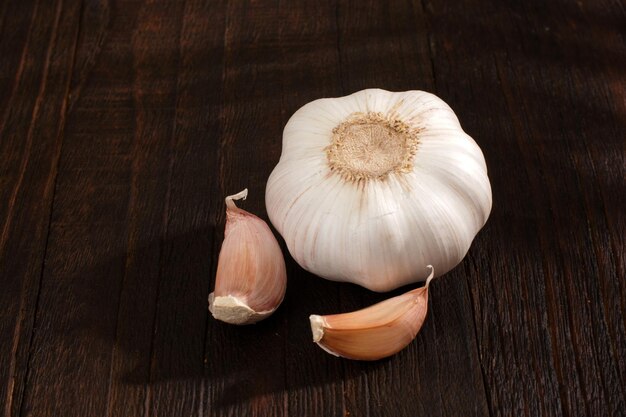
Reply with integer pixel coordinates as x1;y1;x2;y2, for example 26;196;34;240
209;189;287;325
310;266;434;360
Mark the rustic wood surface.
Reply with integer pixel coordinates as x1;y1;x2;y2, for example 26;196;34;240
1;0;624;416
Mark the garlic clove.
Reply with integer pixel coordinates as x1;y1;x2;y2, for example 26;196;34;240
310;266;434;360
209;189;287;325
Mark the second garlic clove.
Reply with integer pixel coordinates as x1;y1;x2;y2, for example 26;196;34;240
209;189;287;325
310;266;435;360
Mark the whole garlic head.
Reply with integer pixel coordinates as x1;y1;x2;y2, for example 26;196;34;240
266;89;492;292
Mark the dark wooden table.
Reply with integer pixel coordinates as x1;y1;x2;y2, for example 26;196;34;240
1;0;624;416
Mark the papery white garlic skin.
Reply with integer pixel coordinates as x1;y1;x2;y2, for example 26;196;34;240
209;189;287;325
265;89;492;292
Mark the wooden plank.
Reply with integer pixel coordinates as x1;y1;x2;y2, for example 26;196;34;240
0;0;82;415
546;2;626;405
0;0;38;129
67;0;110;112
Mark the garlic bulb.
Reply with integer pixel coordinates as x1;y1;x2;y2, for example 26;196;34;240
266;89;491;292
310;266;434;360
209;189;287;325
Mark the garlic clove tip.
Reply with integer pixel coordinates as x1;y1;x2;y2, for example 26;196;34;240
424;265;435;288
225;188;248;210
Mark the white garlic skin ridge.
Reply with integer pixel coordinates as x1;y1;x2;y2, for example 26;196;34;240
265;89;492;292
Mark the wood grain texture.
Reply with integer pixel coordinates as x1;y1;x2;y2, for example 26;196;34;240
0;0;82;415
0;0;624;416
